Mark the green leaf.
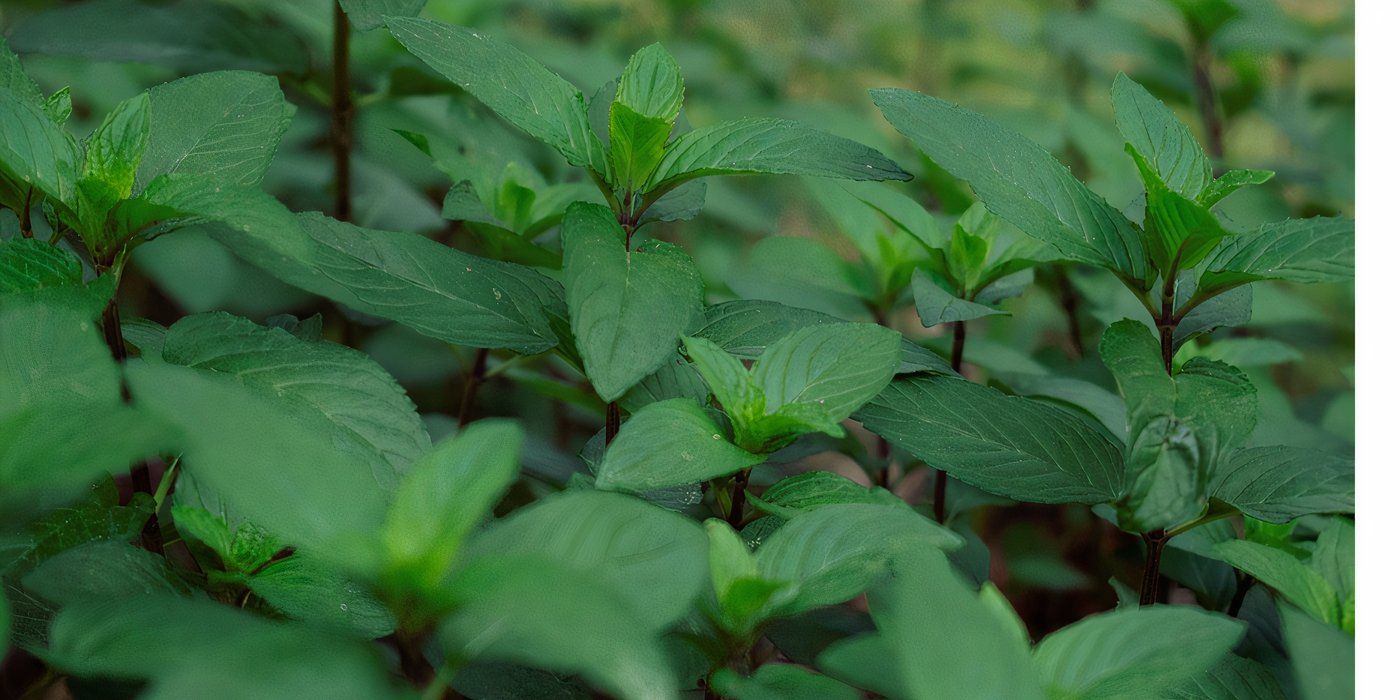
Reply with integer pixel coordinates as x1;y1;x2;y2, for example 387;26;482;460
162;312;430;485
21;541;182;606
1111;73;1212;200
126;362;389;562
0;239;113;317
337;0;425;30
871;87;1146;281
1281;603;1354;700
0;38;44;107
1213;540;1339;626
188;187;563;354
750;323;901;428
1126;143;1230;274
756;503;961;617
7;0;309;74
47;594;401;697
245;555;395;639
693;299;953;375
387;18;608;173
645;117;910;193
856;376;1124;504
0;300;119;414
562;202;703;400
1032;606;1245;699
438;555;676;700
595;398;765;492
1100;320;1255;532
1161;655;1285;700
1199;169;1274;207
469;490;708;630
0;86;81;206
726;236;872;318
1309;518;1354;611
1174;283;1251;351
81;93;150;200
138;71;291;190
711;664;860;700
1209;446;1354;523
820;549;1042;699
1198;216;1354;295
610;44;683;192
751;472;896;519
911;269;1007;325
382;419;522;589
682;336;764;418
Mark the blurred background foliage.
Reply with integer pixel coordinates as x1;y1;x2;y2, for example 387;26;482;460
0;0;1354;635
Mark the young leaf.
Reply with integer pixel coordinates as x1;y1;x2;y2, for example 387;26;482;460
645;117;911;193
1032;606;1245;698
1128;143;1230;274
871;87;1147;282
1111;73;1212;200
750;323;901;428
1197;216;1354;295
595;398;765;492
911;269;1007;326
1198;168;1274;207
1209;446;1354;523
386;18;608;173
1101;320;1256;532
856;376;1125;504
683;335;765;420
469;490;708;630
138;70;292;190
81;93;150;200
381;419;522;590
162;312;430;484
609;44;684;192
562;202;703;400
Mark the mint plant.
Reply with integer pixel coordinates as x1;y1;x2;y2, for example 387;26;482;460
0;5;1355;699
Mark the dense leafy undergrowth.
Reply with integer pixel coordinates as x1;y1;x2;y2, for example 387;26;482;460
0;1;1354;699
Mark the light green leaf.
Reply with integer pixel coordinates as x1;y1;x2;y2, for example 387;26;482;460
595;398;765;492
1309;518;1354;610
646;117;910;193
871;87;1146;281
751;323;901;426
1209;446;1353;523
1111;73;1212;200
162;312;430;485
911;269;1007;325
562;202;703;400
382;419;522;588
47;594;401;698
126;362;389;562
438;555;676;700
138;71;291;190
1033;606;1245;699
337;0;425;30
469;490;707;630
81;92;150;200
1126;143;1229;274
711;664;859;700
387;18;608;173
1214;540;1339;626
1199;169;1274;207
856;376;1124;504
682;335;764;419
610;44;683;191
756;503;961;617
1198;216;1354;295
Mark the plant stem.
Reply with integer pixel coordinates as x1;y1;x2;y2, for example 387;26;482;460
1138;530;1169;605
1190;39;1224;163
931;320;968;522
1157;271;1177;373
331;0;353;221
394;630;436;689
1227;574;1254;617
604;401;621;444
727;469;750;528
456;348;489;427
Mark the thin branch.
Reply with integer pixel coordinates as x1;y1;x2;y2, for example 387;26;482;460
331;1;354;221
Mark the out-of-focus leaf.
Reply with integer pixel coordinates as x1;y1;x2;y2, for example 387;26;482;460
338;0;425;30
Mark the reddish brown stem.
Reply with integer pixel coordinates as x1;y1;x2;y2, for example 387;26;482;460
727;469;751;528
456;348;489;427
604;401;621;444
331;1;353;221
1139;530;1169;605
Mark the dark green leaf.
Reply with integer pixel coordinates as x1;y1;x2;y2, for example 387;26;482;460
1209;446;1354;523
596;398;764;492
337;0;426;30
911;269;1007;325
1198;217;1354;295
1111;73;1211;200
